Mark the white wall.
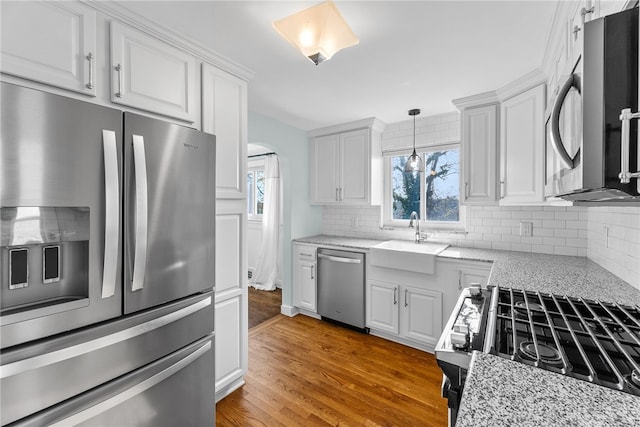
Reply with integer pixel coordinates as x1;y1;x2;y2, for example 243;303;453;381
587;207;640;289
248;112;323;309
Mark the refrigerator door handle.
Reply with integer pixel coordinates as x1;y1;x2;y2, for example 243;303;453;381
0;296;211;379
102;130;119;298
48;339;212;427
131;134;148;291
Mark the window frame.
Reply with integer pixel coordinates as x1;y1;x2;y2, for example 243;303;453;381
382;143;465;231
247;161;265;222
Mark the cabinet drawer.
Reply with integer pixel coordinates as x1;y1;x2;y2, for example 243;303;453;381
295;245;316;260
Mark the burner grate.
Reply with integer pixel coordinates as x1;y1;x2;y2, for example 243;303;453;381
491;288;640;396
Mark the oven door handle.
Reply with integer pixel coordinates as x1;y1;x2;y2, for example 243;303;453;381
550;73;580;169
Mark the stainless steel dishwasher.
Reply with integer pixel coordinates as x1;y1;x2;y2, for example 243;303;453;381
317;248;367;331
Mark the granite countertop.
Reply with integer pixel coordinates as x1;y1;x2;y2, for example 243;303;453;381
294;235;640;425
293;234;385;250
456;352;640;427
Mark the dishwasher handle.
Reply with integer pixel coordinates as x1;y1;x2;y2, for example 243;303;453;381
317;253;362;264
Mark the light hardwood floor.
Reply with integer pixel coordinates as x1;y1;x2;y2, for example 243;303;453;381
216;314;448;426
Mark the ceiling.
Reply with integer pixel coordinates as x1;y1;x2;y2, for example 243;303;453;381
117;1;558;130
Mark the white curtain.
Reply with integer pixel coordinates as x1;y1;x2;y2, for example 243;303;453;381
249;155;280;291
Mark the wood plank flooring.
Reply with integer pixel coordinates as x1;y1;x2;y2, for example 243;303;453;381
248;287;282;329
216;314;448;426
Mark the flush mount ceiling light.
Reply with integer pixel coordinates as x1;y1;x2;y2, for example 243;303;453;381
273;1;359;65
405;108;424;173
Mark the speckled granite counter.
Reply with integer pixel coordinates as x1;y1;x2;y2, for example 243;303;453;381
293;235;385;250
456;351;640;427
439;247;640;306
294;235;640;425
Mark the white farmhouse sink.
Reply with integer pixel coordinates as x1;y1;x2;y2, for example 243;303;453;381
369;240;449;274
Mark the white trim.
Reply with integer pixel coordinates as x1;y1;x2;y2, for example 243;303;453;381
452;90;499;110
496;69;547;101
308;117;386;137
280;305;298;317
382;147;465;229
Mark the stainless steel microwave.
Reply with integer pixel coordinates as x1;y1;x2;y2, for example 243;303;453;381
546;7;639;203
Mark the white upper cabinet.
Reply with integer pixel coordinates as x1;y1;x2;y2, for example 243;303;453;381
0;1;97;96
202;64;248;199
454;96;499;205
309;118;385;205
110;21;197;122
499;83;546;205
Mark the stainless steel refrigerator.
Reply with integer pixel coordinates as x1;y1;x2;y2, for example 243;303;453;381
0;82;216;425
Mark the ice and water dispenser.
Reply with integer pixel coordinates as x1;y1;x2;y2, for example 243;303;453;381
1;207;90;317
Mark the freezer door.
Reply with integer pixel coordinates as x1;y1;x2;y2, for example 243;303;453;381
0;291;213;425
123;113;215;314
15;334;215;427
0;82;123;348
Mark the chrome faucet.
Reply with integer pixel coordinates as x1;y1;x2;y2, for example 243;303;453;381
408;211;426;243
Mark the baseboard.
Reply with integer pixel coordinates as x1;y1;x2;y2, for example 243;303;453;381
215;378;245;403
280;304;298;317
368;329;435;354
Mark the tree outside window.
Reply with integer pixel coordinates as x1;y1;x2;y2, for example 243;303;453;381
391;148;460;223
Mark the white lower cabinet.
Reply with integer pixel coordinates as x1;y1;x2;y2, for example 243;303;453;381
214;295;244;400
292;244;317;313
400;286;442;346
214;202;247;402
367;279;442;349
439;259;492;319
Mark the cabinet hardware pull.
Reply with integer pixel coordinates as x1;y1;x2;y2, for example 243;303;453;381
404;289;408;307
336;188;339;201
580;6;594;21
86;53;94;89
618;108;640;188
115;64;124;98
464;182;469;199
572;25;581;39
393;287;398;305
458;270;463;290
310;265;314;280
339;188;343;201
500;180;505;199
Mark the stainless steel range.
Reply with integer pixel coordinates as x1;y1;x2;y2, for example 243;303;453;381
436;285;640;426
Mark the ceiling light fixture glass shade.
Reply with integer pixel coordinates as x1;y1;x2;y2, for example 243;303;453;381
405;108;424;173
273;1;359;65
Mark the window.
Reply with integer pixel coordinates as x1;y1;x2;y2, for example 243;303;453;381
247;168;264;219
387;146;462;227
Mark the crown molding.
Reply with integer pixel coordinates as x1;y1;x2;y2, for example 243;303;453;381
496;69;547;101
83;0;255;81
452;90;499;110
308;117;386;137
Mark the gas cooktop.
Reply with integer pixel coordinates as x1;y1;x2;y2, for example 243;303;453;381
489;287;640;396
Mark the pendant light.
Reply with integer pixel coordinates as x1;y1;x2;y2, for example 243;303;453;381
404;108;424;173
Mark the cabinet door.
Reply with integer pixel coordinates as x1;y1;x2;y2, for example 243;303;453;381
110;21;197;122
400;287;442;347
1;1;97;96
215;295;245;391
366;280;399;334
461;105;497;204
202;64;248;199
499;84;545;204
293;260;317;312
340;129;369;204
310;134;340;204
